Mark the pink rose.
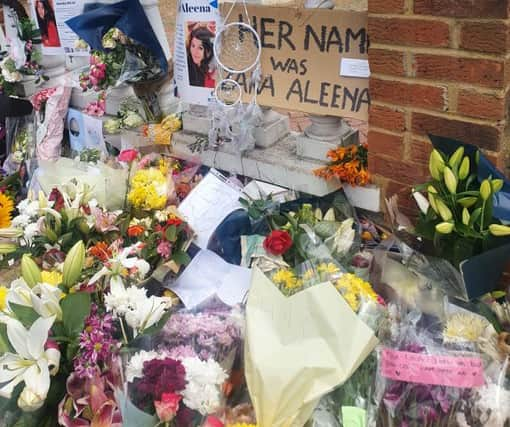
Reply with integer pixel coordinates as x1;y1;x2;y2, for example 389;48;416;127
203;416;224;427
118;149;139;163
154;393;181;422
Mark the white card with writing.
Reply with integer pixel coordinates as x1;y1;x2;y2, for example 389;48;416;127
170;249;251;309
340;58;370;78
178;170;242;249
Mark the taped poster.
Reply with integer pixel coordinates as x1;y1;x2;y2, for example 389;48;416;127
174;0;220;106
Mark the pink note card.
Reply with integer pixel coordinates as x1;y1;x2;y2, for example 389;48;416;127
381;348;485;388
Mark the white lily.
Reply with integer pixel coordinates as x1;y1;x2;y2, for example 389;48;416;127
7;279;63;320
89;245;150;286
330;218;355;256
124;294;170;337
0;316;60;411
412;191;430;215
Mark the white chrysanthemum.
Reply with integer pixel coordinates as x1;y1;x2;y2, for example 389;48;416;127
125;350;158;382
23;223;40;244
444;313;489;343
17;199;40;218
11;214;31;228
181;357;228;415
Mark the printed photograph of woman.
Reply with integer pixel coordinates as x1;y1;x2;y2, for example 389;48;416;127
35;0;61;47
186;23;215;88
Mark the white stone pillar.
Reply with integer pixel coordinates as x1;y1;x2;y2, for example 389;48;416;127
295;0;359;161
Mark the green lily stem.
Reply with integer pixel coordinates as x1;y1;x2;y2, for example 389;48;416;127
480;199;486;232
119;317;129;345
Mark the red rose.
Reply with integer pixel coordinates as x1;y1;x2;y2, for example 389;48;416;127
263;230;293;255
118;149;139;163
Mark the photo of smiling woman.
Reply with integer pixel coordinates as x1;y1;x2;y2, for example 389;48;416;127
186;24;216;88
35;0;61;47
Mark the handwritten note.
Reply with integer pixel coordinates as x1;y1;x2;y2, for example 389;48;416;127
381;348;484;388
170;249;251;309
178;170;242;249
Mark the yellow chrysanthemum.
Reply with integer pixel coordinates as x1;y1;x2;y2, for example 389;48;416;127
272;269;300;290
343;291;360;312
444;313;489;343
158;158;170;176
227;424;257;427
0;193;14;228
128;169;167;210
317;262;340;275
335;273;378;312
41;270;63;286
0;286;8;311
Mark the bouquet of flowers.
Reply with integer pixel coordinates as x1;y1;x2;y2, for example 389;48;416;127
0;18;47;95
104;97;146;134
413;142;510;267
67;0;168;119
314;143;370;186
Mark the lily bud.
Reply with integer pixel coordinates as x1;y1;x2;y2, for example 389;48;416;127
323;208;335;221
489;224;510;237
62;241;85;288
475;150;480;166
431;149;445;172
458;197;478;208
429;152;443;180
21;254;42;288
0;228;23;239
458;156;470;180
491;179;504;193
443;167;457;194
436;222;454;234
314;208;323;221
436;199;453;221
0;243;17;254
448;146;464;169
427;185;438;194
462;208;470;225
480;179;492;201
428;193;438;214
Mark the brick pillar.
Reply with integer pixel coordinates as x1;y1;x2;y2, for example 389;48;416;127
367;0;510;218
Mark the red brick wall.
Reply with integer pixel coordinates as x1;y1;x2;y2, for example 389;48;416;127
367;0;510;219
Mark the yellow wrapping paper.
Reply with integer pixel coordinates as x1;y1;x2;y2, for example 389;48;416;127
245;268;378;427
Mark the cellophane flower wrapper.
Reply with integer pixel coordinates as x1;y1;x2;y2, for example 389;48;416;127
3;114;36;177
372;304;510;427
369;237;468;320
29;157;128;210
33;86;72;161
120;302;244;425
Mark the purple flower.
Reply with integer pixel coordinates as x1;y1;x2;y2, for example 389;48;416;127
73;304;120;378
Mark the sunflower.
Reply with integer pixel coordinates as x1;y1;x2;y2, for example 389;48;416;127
0;193;14;228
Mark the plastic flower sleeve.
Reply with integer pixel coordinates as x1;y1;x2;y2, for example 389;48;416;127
34;86;72;161
372;304;509;427
29;157;128;210
3;113;36;177
369;237;468;319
